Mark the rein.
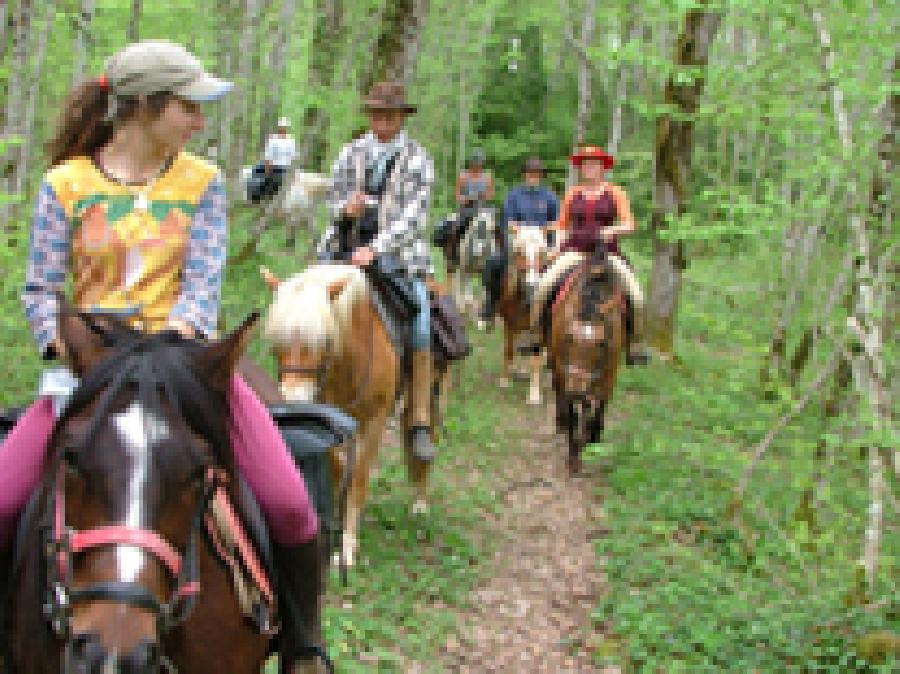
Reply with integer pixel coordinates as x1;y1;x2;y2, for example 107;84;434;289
40;335;236;665
45;463;222;639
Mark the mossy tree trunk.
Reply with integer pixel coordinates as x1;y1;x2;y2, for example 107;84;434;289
646;5;722;357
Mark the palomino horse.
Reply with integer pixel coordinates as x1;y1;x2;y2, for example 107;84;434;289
497;224;551;406
446;208;498;324
261;264;448;568
544;250;626;474
7;312;311;673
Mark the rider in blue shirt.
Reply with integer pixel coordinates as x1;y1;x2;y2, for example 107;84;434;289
481;156;559;319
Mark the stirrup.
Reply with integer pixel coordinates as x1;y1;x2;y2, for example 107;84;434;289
409;426;436;462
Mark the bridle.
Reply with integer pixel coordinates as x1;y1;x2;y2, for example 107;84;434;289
44;464;222;650
40;341;230;670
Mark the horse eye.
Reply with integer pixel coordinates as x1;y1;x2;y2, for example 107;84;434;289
62;446;82;473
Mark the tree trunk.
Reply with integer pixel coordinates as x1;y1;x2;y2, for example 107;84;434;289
127;0;143;41
296;0;347;171
362;0;430;92
810;8;892;588
0;2;9;61
71;0;95;84
229;0;261;188
13;0;54;202
645;5;722;356
260;0;298;144
0;0;35;231
562;0;597;186
609;18;639;156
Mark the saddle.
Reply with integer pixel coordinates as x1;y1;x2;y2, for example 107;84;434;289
363;255;470;365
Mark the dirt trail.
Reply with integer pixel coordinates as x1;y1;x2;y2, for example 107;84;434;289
437;403;614;673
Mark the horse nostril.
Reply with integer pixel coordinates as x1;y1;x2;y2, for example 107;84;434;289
70;631;104;666
129;639;162;672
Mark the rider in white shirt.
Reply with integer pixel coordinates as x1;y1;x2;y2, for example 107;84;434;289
253;117;295;201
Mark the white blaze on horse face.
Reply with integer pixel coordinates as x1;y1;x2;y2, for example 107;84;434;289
111;401;170;583
282;381;318;402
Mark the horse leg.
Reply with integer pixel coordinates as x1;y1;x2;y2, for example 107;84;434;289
567;401;583;475
339;412;387;568
527;349;543;406
498;327;514;389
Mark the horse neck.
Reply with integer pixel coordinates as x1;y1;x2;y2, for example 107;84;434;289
321;293;391;408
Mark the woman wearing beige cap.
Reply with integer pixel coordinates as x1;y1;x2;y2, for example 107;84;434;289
1;40;329;672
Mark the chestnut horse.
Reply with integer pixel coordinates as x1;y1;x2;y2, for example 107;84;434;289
497;225;551;406
261;264;448;568
7;313;310;673
544;250;625;474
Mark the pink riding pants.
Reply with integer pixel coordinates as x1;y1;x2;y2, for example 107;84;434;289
0;375;318;548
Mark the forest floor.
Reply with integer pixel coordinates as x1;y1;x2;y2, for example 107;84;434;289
435;382;614;674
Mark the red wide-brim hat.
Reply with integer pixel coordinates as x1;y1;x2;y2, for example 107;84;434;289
569;145;614;169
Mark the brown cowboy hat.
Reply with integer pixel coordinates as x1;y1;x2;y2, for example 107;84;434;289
522;156;545;174
569;145;614;169
362;81;418;114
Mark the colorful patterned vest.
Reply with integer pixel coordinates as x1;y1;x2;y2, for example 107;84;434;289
45;153;218;332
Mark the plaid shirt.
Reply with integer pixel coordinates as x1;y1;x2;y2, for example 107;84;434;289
22;175;227;356
318;131;434;276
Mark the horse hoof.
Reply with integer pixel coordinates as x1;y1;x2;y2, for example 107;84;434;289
476;319;487;332
498;377;511;389
567;455;582;475
412;499;428;516
527;392;542;406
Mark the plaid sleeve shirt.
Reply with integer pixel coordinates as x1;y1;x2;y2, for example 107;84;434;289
22;177;227;355
319;132;435;277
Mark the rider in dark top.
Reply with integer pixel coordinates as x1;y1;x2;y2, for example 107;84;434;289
480;156;559;320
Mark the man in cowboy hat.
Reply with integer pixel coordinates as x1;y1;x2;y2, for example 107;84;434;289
480;156;559;321
318;81;438;461
251;116;296;202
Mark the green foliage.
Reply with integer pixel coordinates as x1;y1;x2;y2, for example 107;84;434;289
586;250;898;672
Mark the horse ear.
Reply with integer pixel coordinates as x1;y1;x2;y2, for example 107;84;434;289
200;312;259;389
260;266;281;291
56;298;112;376
326;277;349;301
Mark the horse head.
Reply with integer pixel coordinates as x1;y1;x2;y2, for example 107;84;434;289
283;171;333;216
47;307;256;672
262;264;367;402
466;208;496;262
507;224;550;306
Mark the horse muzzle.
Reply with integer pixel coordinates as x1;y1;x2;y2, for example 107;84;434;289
564;365;595;396
65;633;169;674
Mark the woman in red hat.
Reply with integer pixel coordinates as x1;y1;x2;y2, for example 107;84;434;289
549;145;649;365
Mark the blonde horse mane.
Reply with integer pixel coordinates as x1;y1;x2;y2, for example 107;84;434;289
509;225;547;254
264;264;368;353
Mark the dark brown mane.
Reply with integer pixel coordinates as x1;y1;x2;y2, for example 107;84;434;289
56;327;233;475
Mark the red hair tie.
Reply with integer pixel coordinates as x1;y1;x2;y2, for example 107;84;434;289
97;74;109;90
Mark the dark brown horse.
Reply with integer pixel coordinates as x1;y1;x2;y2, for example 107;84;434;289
7;312;298;673
545;251;625;474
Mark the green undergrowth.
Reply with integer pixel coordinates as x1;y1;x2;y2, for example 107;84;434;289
587;252;897;673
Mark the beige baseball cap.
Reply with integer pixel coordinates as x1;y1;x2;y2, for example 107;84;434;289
104;40;232;102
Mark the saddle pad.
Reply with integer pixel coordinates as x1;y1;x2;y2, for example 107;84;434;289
205;481;277;633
